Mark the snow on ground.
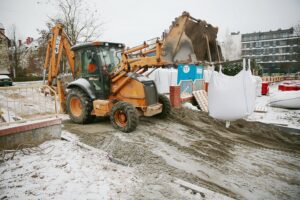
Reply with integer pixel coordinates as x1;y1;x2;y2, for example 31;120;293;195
0;131;138;200
247;82;300;129
13;81;44;86
1;130;236;200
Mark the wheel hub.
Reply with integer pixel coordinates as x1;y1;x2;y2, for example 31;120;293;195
70;96;83;117
114;110;127;127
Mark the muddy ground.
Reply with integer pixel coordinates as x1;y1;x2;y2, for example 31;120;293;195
63;108;300;200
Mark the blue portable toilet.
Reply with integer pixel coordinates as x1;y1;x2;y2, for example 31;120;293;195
177;64;204;84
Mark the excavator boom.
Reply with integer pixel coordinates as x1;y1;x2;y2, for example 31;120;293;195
44;23;74;86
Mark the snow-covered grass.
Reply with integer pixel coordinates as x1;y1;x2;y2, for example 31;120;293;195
0;132;138;200
247;82;300;129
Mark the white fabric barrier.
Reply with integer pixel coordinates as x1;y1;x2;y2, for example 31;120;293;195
253;76;262;97
204;66;214;83
145;68;178;94
208;62;256;121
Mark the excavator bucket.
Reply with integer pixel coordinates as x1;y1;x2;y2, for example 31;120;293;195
162;12;222;63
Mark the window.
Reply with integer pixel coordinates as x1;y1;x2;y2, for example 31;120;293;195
74;50;82;78
272;48;275;54
272;56;275;61
279;40;287;46
263;56;268;61
257;42;261;47
97;46;122;73
282;32;288;38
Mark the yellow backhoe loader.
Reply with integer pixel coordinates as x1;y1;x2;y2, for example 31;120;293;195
43;12;222;132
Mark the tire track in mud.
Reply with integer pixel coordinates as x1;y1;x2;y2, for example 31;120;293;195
63;108;300;200
63;119;240;199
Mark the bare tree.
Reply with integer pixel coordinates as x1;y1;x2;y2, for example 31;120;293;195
9;24;21;78
26;51;39;76
45;0;103;45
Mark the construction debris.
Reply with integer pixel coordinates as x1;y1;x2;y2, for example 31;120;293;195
0;108;22;123
254;105;268;113
174;179;234;200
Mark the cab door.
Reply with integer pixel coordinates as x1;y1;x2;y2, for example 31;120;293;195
74;47;110;99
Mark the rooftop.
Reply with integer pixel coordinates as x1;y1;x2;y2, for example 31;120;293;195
242;28;294;37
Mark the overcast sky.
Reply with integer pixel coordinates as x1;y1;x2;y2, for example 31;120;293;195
0;0;299;46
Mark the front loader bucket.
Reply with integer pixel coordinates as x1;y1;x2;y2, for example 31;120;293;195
162;12;222;63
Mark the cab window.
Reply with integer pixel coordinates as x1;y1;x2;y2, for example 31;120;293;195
74;48;100;78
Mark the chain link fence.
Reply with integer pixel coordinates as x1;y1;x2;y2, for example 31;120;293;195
0;85;58;126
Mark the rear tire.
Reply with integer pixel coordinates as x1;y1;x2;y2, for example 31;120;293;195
66;87;94;124
110;102;138;133
156;94;171;118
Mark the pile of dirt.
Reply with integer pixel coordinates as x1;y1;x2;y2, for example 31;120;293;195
170;108;300;152
185;19;221;61
162;12;222;63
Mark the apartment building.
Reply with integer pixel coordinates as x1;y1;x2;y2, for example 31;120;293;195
241;28;300;73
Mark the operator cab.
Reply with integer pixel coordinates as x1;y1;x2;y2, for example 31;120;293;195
71;41;124;99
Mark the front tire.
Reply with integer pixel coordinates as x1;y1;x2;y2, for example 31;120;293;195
66;87;94;124
156;94;171;118
110;102;138;133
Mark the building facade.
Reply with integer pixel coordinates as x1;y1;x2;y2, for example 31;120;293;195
0;23;11;75
241;28;300;74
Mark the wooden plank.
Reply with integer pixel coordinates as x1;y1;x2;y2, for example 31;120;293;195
192;90;208;112
0;108;22;123
174;179;234;200
254;106;268;113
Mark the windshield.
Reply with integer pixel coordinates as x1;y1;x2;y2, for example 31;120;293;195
73;45;123;78
97;46;122;73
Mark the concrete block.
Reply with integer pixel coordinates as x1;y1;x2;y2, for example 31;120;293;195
0;118;61;150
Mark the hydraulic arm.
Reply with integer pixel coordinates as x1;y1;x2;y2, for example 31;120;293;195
44;23;74;86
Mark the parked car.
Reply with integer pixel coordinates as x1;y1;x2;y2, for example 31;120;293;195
0;75;13;86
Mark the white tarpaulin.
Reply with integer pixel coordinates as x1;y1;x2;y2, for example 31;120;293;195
146;68;178;94
270;91;300;109
208;61;256;121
